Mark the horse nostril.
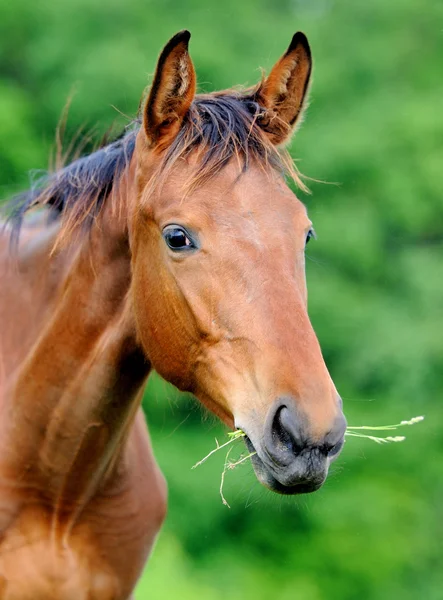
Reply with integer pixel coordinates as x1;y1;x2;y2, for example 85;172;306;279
322;438;344;458
272;406;293;453
322;412;347;458
270;405;305;459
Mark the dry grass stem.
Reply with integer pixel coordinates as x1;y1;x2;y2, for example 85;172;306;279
193;416;424;506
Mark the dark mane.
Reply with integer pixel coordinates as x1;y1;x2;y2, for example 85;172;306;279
6;127;138;245
6;91;304;245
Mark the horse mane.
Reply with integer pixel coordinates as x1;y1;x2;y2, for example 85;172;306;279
6;90;305;246
6;127;138;247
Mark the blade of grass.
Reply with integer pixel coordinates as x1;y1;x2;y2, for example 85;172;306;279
192;415;424;506
191;430;245;469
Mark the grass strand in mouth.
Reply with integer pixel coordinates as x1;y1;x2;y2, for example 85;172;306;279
192;430;255;507
191;430;247;470
218;447;257;508
192;416;424;506
345;415;424;444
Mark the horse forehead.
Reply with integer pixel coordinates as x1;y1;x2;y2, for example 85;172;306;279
161;161;308;227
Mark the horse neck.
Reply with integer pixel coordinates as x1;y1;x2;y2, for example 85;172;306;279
1;167;151;513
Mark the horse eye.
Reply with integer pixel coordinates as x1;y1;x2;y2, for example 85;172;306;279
163;226;196;252
305;229;315;246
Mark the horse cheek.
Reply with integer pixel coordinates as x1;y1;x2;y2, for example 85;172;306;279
132;259;197;391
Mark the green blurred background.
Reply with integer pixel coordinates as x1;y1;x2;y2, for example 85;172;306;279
1;0;442;598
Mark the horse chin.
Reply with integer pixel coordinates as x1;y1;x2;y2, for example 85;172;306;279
243;435;326;496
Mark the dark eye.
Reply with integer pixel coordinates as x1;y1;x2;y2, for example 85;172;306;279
163;225;197;252
305;229;315;246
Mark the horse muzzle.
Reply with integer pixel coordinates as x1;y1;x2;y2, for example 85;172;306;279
240;398;347;494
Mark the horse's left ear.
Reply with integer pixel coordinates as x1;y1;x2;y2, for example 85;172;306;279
255;32;312;145
143;30;196;147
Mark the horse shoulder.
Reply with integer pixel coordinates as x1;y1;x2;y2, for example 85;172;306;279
0;410;165;599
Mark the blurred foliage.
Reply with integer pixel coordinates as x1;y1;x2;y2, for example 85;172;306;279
1;0;442;598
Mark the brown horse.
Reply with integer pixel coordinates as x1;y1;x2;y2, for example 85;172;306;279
0;31;346;599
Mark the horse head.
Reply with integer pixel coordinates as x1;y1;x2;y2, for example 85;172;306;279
130;31;346;495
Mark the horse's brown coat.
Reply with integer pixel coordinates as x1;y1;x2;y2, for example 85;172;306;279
0;31;344;598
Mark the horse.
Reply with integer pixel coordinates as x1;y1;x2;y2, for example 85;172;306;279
0;30;346;599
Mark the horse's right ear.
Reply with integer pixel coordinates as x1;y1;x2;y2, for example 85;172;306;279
143;30;196;148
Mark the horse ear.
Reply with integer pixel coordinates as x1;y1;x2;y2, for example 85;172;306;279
255;32;312;145
143;30;196;147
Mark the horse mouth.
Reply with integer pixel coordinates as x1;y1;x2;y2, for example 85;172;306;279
243;434;327;495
